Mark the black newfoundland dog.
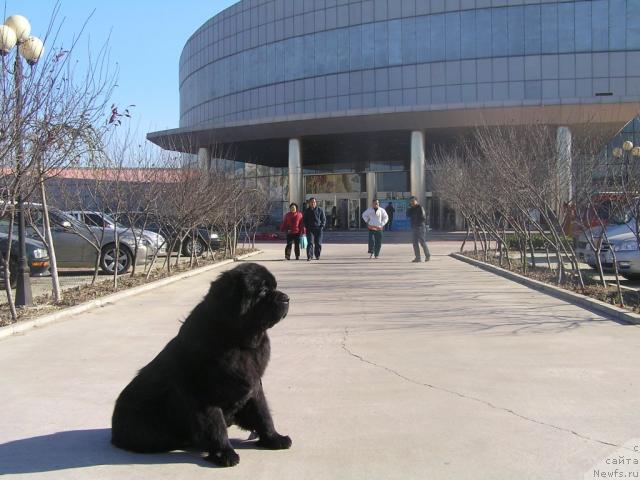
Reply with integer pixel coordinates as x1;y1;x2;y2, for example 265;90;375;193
111;263;291;467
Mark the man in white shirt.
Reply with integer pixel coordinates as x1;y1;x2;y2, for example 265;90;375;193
362;199;389;259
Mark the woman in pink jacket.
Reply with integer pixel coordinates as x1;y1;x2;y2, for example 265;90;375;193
280;203;305;260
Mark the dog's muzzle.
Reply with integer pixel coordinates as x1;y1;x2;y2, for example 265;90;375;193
274;291;289;317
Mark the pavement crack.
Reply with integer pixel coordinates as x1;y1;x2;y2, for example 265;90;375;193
341;327;620;449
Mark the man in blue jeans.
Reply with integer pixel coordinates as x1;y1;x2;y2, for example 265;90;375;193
407;196;431;262
302;197;326;261
362;199;389;259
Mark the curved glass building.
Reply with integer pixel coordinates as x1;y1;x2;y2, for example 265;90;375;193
149;0;640;230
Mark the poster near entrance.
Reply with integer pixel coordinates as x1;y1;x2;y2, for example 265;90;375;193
383;199;409;231
305;174;361;194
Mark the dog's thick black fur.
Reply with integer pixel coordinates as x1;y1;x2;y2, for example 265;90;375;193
111;263;291;467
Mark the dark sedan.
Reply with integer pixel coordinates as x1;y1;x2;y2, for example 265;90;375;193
0;231;50;287
114;213;221;257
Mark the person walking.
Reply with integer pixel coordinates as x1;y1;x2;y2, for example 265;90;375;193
362;199;389;259
280;203;305;260
407;195;431;262
302;197;326;261
384;202;395;231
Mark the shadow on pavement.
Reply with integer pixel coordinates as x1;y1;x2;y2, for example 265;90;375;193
0;428;259;474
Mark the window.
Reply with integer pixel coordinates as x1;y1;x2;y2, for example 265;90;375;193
508;7;524;56
377;171;409;192
476;9;491;57
558;3;575;53
460;10;476;59
430;14;445;61
574;2;592;51
492;8;508;57
85;214;107;228
541;4;559;54
388;19;402;65
445;12;461;60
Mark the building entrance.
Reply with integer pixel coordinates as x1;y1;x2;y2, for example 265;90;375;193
308;194;365;230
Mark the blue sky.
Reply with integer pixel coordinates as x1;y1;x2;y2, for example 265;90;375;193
2;0;237;141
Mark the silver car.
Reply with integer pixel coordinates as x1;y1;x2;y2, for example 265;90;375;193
578;229;640;280
0;206;157;275
65;210;167;256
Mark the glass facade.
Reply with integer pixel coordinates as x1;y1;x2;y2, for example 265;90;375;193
609;116;640;151
183;0;640;231
303;158;407;175
211;158;289;225
597;115;640;183
180;0;640;128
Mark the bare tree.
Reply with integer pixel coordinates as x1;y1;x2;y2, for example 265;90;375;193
433;123;602;290
0;5;116;313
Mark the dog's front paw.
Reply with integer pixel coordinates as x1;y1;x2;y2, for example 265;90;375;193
206;448;240;467
258;434;292;450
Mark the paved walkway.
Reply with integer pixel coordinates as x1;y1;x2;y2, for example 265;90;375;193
1;239;639;479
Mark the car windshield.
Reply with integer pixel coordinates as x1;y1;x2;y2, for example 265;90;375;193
0;209;86;235
50;210;86;229
102;213;128;229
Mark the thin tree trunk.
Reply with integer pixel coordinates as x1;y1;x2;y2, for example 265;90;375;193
3;213;18;321
145;239;166;280
39;179;62;302
545;245;553;270
113;231;119;289
92;249;101;285
527;223;536;269
460;224;471;253
601;232;624;307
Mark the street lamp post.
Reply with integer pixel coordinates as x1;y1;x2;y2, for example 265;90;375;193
612;140;640;168
0;15;44;307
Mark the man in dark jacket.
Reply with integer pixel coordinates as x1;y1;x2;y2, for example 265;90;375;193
384;202;395;231
407;196;431;262
302;197;326;261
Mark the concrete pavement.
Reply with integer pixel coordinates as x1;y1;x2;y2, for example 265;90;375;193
1;238;639;479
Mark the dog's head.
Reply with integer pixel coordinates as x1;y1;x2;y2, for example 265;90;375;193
207;263;289;335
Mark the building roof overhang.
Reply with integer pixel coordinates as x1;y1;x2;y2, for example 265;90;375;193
147;100;640;154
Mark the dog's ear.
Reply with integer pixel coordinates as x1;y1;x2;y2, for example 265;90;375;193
208;269;253;319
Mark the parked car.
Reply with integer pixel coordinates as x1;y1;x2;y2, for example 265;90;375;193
578;230;640;280
65;211;167;256
0;205;159;275
114;213;221;257
606;232;640;280
575;214;637;264
0;230;50;288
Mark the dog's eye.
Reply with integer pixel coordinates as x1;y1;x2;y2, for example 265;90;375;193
258;287;268;298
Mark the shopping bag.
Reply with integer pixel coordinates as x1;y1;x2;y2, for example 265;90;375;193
299;235;308;249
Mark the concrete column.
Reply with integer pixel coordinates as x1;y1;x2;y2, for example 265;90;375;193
410;131;426;205
556;126;572;208
366;171;377;206
288;138;304;207
197;147;211;170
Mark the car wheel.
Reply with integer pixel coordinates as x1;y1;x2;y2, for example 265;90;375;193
100;244;132;275
182;237;206;257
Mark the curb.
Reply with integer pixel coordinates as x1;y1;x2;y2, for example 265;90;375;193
451;252;640;325
0;250;263;341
